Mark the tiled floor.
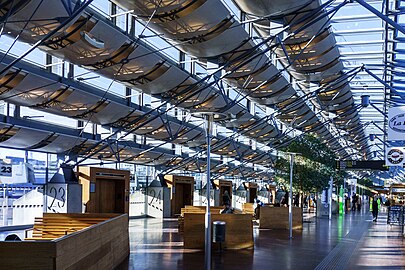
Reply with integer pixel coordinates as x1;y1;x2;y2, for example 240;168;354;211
120;207;405;269
347;212;405;269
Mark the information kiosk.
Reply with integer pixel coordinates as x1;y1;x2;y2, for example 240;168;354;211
164;175;194;216
244;182;258;203
214;179;233;206
78;167;130;214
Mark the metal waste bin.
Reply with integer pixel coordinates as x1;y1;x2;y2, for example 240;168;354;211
213;221;226;243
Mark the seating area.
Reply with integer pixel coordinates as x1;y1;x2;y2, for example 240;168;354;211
0;213;129;269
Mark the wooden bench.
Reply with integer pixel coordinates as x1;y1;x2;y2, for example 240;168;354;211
259;206;303;229
26;213;120;240
183;213;253;249
0;213;129;269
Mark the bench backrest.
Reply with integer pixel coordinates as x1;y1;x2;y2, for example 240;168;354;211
242;203;255;214
30;213;121;239
181;206;243;216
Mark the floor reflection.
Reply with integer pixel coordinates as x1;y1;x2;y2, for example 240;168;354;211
119;208;405;270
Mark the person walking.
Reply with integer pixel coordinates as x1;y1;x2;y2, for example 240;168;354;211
295;193;300;207
372;195;379;222
357;195;362;211
352;194;358;211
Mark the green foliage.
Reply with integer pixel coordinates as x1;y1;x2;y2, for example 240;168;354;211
274;134;346;192
283;135;336;167
358;177;373;187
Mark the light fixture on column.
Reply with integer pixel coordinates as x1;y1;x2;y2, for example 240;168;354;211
361;94;370;107
190;111;233;270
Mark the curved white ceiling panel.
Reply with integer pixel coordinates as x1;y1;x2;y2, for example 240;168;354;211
52;20;129;66
180;24;249;58
38;135;86;153
1;2;282;156
231;0;369;156
0;116;273;178
89;103;134;125
0;128;50;148
0;53;277;168
234;0;314;18
110;0;351;157
135;66;191;95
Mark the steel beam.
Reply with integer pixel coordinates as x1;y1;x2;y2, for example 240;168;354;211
363;67;405;100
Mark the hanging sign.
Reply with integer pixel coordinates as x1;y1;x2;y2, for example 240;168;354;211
336;160;388;171
388;106;405;141
385;147;405;167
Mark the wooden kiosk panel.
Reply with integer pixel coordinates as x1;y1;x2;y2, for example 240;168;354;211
78;167;130;214
244;182;258;203
259;207;303;229
214;179;233;206
164;175;194;216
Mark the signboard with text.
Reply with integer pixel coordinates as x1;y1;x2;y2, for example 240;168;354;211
0;163;12;177
388;106;405;141
336;160;388;171
385;147;405;167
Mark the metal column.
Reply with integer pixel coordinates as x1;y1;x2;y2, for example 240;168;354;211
289;154;294;239
204;114;213;270
329;177;333;220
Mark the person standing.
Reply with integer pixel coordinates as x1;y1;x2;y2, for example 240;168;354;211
294;193;300;207
357;195;362;211
281;193;288;207
222;190;231;207
352;194;358;211
253;197;263;219
345;195;350;213
372;195;379;222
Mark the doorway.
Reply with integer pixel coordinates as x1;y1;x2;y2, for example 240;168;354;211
97;179;125;213
249;188;257;203
220;186;232;206
173;183;192;215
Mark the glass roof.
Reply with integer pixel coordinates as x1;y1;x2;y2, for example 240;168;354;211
0;0;403;182
327;0;395;159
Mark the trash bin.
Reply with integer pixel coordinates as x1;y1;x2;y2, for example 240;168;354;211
213;221;226;243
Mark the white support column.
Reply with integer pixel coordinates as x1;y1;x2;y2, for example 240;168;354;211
289;154;294;239
329;177;333;220
204;114;213;270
